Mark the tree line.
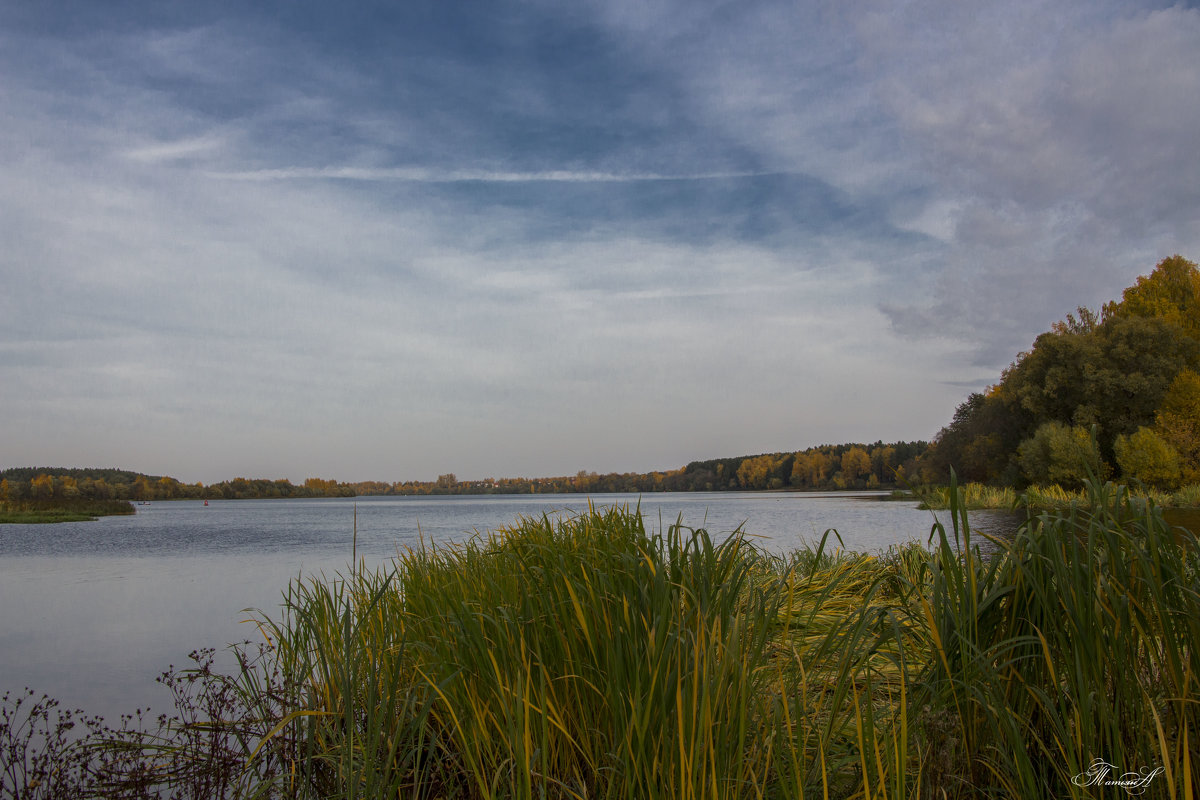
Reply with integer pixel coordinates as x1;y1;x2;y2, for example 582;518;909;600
0;468;355;506
0;440;929;505
359;442;927;496
915;255;1200;489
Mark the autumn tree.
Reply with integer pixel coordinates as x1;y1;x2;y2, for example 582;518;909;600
1005;314;1197;447
807;450;831;486
1106;254;1200;339
840;447;871;485
59;476;79;498
1114;427;1182;489
304;478;343;496
1154;368;1200;483
30;474;54;499
789;452;813;487
737;455;779;490
916;257;1200;487
870;445;895;483
133;475;155;501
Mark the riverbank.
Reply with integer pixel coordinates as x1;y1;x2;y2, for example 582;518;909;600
3;481;1195;798
898;480;1200;510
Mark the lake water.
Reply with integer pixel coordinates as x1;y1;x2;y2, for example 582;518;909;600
0;492;1017;722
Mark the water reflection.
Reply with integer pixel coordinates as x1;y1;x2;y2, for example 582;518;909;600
1165;507;1200;535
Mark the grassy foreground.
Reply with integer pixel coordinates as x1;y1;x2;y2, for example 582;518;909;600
3;483;1198;798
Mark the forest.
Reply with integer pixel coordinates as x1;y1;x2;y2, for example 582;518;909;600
0;439;927;508
372;440;929;496
0;468;355;506
915;255;1200;489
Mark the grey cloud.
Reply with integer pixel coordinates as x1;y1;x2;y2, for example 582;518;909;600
874;4;1200;218
859;3;1200;365
579;1;1200;371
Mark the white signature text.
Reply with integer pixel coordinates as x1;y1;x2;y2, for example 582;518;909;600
1072;759;1165;796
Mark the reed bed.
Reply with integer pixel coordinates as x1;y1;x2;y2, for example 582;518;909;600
0;497;135;523
914;482;1076;510
917;481;1200;511
914;483;1022;510
1171;484;1200;506
3;489;1198;798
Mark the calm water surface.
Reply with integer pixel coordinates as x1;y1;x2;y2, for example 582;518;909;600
0;492;1016;721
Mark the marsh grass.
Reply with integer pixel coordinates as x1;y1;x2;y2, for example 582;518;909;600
916;480;1200;512
914;483;1021;510
0;498;135;523
3;491;1198;798
914;482;1080;510
0;510;99;523
1171;484;1200;506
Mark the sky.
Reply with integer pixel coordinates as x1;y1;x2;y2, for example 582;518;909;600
2;0;1199;485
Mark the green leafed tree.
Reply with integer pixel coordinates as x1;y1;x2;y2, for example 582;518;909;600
1017;422;1106;487
920;390;1026;484
1004;314;1198;449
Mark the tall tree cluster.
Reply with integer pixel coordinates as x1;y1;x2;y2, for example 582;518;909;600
919;256;1200;488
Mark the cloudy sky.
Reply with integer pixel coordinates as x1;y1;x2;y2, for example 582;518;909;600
2;0;1198;484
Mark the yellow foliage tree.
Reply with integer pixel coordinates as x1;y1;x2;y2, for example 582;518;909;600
790;453;812;487
736;455;777;490
1155;369;1200;483
840;447;871;484
30;474;54;499
1107;254;1200;339
808;451;830;485
1114;427;1182;489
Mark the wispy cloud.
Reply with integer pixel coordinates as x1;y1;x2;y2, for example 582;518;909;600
125;135;229;163
205;166;782;183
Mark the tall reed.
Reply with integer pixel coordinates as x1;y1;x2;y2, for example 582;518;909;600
912;476;1200;798
390;506;789;798
236;505;930;798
